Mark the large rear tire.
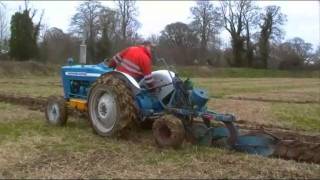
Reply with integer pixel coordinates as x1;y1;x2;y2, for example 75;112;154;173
152;115;185;148
88;73;138;137
45;96;68;126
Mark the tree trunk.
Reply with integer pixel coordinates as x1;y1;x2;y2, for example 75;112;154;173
232;35;245;67
246;24;253;67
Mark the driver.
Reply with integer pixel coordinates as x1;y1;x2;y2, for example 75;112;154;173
104;41;155;89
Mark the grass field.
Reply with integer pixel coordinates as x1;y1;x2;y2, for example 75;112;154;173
0;68;319;178
0;103;319;179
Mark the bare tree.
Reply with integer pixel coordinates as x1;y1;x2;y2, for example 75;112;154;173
273;37;312;69
114;0;140;45
40;27;81;63
159;22;199;65
310;45;320;68
242;2;260;67
96;7;119;59
220;0;254;67
98;7;118;41
258;5;286;68
190;0;222;56
160;22;199;49
287;37;313;59
0;3;9;51
70;0;103;63
147;34;160;45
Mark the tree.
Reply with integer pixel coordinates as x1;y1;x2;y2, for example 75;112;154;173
276;37;313;69
258;5;286;68
190;1;222;56
287;37;313;59
70;0;103;63
160;22;199;49
9;9;42;60
242;2;260;67
311;45;320;65
114;0;140;45
96;26;111;61
40;27;81;64
98;7;118;41
0;3;9;51
147;34;159;45
159;22;199;65
220;0;254;67
95;7;118;60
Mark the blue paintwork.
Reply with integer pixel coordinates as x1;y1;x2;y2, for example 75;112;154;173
135;92;164;117
60;62;163;119
61;63;113;99
234;134;278;156
190;88;209;109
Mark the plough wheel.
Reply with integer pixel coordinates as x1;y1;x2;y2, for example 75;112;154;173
273;140;320;164
88;73;138;137
152;115;185;148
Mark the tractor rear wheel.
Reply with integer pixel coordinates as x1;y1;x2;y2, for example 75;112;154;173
45;96;68;126
152;115;185;148
88;73;138;137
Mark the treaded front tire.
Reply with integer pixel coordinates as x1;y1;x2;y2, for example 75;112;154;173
88;73;138;137
45;96;68;126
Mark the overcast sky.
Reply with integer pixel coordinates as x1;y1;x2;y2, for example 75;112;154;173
2;1;320;49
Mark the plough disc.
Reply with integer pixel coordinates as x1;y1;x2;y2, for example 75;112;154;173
233;131;278;156
188;121;320;164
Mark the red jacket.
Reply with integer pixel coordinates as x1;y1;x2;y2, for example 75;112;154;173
108;45;154;87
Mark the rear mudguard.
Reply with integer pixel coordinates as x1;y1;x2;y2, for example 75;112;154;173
100;71;141;95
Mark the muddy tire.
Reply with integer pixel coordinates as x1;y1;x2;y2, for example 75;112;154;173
88;73;138;137
140;119;154;129
45;96;68;126
152;115;185;148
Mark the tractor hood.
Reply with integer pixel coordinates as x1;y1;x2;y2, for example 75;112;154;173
61;63;112;78
61;63;113;99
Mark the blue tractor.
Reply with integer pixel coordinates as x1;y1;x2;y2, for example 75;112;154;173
45;59;279;155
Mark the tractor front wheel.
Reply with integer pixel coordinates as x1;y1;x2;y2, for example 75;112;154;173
45;96;68;126
152;115;185;148
88;74;137;137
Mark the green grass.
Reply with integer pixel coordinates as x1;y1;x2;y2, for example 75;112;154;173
0;116;123;153
1;60;318;78
0;60;60;77
272;103;320;131
157;66;320;78
191;78;320;98
0;76;62;97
